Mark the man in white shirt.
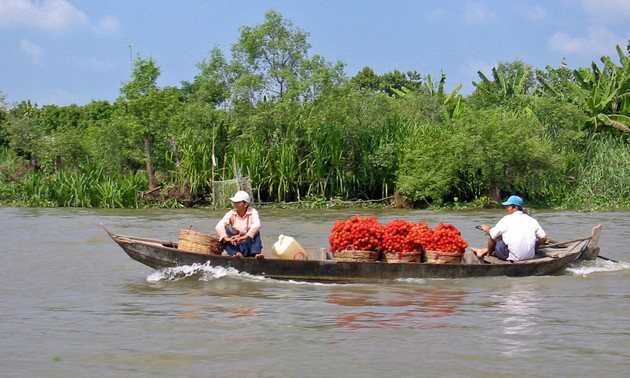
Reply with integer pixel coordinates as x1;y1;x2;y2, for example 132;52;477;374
472;195;549;261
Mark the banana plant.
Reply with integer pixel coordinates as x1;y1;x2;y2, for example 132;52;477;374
473;61;534;101
392;72;463;119
567;45;630;133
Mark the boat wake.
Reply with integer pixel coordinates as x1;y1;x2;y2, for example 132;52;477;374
566;259;629;276
147;262;264;282
395;278;427;284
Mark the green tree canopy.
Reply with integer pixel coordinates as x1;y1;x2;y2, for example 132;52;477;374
230;9;311;103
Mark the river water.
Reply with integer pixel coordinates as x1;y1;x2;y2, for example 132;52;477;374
1;207;628;377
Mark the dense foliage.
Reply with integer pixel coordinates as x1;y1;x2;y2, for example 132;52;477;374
0;11;628;210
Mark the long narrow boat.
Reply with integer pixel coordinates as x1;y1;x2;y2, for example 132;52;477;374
102;224;601;282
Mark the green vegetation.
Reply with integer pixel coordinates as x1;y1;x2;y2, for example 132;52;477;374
0;11;628;210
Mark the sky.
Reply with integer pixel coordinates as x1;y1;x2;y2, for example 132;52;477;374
1;0;629;107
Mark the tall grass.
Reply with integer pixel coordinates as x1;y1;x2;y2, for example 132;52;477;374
302;120;346;198
10;169;146;208
567;136;630;209
170;132;213;195
222;94;406;202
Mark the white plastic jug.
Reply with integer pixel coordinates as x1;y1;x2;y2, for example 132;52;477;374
271;235;308;260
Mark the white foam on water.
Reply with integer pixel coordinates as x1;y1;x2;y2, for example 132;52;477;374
566;259;630;276
278;279;359;287
147;264;374;285
147;262;257;282
395;277;427;284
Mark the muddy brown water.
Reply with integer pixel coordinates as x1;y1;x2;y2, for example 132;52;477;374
1;207;629;377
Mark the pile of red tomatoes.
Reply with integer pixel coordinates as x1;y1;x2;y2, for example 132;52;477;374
328;215;384;252
423;222;469;253
329;216;468;254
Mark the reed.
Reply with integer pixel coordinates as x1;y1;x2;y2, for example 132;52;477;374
10;169;145;208
217;91;416;203
11;172;42;206
302;120;346;198
567;135;630;209
171;133;213;194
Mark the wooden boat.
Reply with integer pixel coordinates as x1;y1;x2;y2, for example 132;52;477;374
101;224;602;283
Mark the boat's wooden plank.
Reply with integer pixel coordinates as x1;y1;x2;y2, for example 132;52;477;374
483;256;510;264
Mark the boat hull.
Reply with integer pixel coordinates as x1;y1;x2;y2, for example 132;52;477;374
103;225;600;282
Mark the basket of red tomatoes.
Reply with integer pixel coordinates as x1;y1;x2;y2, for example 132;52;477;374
328;215;384;262
381;220;426;263
421;223;468;264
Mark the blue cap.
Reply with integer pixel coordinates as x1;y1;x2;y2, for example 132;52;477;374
501;195;524;207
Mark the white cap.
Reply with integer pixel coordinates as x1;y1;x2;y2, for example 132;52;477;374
229;190;250;203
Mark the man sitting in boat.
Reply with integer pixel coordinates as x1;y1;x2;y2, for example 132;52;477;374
215;191;264;259
471;195;550;262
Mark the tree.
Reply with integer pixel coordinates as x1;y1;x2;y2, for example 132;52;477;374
294;54;346;103
350;66;381;91
181;46;231;106
5;101;42;166
230;9;310;103
396;108;558;204
0;90;9;110
29;104;90;172
0;90;9;147
119;56;182;191
37;104;82;133
380;70;422;96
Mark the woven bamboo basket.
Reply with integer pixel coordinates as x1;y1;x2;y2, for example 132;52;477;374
178;229;223;255
384;251;423;263
332;246;379;262
423;250;463;264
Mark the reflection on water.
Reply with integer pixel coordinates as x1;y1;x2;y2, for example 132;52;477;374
490;282;542;357
120;279;266;326
327;285;467;330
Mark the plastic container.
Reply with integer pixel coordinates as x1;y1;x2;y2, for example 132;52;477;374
271;235;308;260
